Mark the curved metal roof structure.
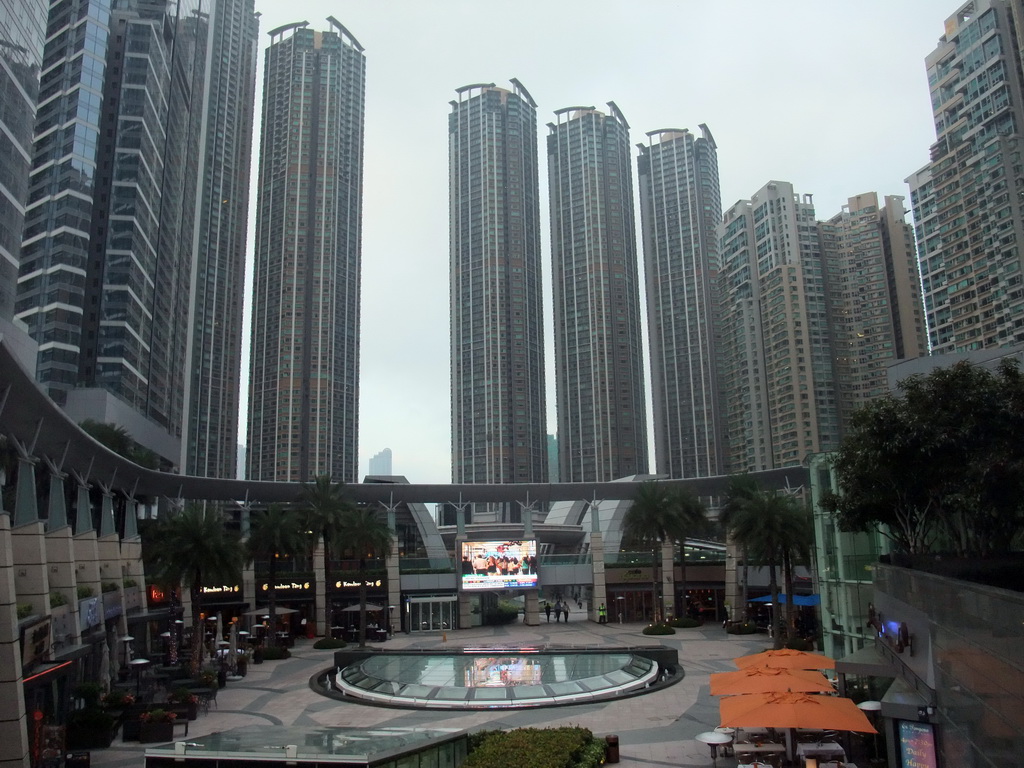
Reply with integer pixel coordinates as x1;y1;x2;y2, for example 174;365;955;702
0;336;809;506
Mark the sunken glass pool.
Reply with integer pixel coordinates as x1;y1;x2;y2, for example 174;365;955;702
332;650;659;709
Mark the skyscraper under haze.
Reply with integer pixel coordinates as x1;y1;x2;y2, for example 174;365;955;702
638;126;723;479
183;0;260;478
247;19;365;483
909;0;1024;353
17;0;215;464
718;181;839;472
548;103;648;482
449;81;547;495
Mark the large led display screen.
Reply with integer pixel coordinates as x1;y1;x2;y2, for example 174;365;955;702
460;540;538;591
465;656;544;687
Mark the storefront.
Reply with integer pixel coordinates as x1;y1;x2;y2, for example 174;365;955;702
406;594;457;633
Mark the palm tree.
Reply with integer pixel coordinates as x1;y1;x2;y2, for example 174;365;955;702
336;505;393;648
622;482;707;623
144;503;245;675
720;474;761;621
720;489;808;649
246;504;310;645
299;475;353;624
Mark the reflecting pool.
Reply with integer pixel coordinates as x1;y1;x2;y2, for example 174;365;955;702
333;650;659;709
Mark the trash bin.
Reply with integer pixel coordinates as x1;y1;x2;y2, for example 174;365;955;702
65;752;90;767
605;734;620;764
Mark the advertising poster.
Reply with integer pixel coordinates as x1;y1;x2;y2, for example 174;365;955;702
899;720;938;768
460;540;538;590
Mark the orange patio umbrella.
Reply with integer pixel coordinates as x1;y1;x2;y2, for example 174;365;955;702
710;666;835;696
719;691;877;733
733;648;836;670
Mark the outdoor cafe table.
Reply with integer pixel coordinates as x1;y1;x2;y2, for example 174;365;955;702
734;742;786;755
796;741;846;760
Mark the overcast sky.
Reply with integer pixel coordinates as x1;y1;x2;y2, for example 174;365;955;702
242;0;947;485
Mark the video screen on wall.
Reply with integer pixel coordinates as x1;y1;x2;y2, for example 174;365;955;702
460;540;538;591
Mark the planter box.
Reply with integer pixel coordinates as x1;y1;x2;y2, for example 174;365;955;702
139;721;175;743
66;725;117;750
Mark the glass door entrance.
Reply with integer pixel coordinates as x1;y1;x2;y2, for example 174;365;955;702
408;597;456;632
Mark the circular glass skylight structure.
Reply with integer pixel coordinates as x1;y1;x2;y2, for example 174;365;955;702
332;650;659;709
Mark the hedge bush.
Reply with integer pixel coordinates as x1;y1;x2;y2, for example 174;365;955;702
669;616;701;628
463;727;603;768
483;599;521;625
785;637;813;651
642;623;676;635
313;638;347;650
261;645;291;660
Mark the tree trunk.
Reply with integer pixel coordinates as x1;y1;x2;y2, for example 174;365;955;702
267;557;278;646
783;547;796;642
358;557;368;648
769;559;783;650
189;581;203;676
652;545;660;623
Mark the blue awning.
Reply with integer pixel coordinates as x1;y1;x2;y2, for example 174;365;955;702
749;594;820;606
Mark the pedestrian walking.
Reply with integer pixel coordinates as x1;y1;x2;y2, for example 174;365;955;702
544;602;552;622
564;602;570;622
555;600;564;623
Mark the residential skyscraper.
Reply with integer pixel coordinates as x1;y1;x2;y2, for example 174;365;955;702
17;0;213;464
247;20;365;483
182;0;260;478
449;81;547;495
820;193;928;423
909;0;1024;354
638;126;723;479
548;103;648;482
0;0;47;321
718;181;839;471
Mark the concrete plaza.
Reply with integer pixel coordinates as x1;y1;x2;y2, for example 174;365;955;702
90;620;772;768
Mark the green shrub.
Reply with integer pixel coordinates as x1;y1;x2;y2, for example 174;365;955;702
261;644;290;660
16;603;33;620
642;623;676;635
67;707;115;730
77;585;94;599
73;682;105;707
464;727;601;768
726;621;758;635
101;581;119;593
483;599;521;625
669;616;701;628
49;591;68;608
313;638;347;650
123;578;137;588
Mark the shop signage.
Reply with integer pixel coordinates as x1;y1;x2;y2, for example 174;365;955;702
260;581;311;592
619;568;648;583
335;579;382;588
21;617;51;668
79;597;100;630
899;720;937;768
200;584;241;595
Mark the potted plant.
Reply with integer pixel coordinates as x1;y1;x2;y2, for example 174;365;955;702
167;687;199;720
138;708;176;742
236;651;250;677
197;669;217;688
100;689;135;722
66;707;118;749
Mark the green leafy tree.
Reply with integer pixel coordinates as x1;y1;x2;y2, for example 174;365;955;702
144;503;245;674
336;505;393;648
720;473;761;619
246;505;310;644
622;482;707;623
720;490;808;649
80;419;159;469
299;475;354;612
823;360;1024;556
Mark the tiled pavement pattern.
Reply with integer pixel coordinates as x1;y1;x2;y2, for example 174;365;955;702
90;621;770;768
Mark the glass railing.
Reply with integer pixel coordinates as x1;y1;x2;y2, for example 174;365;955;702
538;553;592;565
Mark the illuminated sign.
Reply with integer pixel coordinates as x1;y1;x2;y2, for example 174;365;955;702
260;581;311;592
335;579;383;588
460;540;538;591
200;585;241;595
899;720;937;768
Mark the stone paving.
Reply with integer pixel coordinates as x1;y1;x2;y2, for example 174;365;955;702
89;620;771;767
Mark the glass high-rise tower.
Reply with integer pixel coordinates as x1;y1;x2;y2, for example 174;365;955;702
17;0;214;464
548;103;648;483
247;19;365;483
638;126;723;479
449;81;547;496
